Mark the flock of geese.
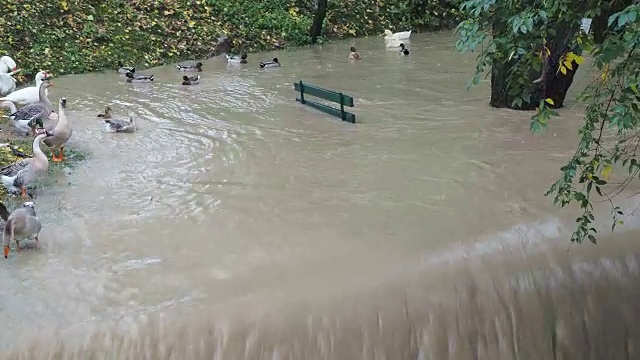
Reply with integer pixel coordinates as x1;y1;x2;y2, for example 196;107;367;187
0;28;413;259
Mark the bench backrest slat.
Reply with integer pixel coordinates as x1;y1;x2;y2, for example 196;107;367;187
294;82;354;107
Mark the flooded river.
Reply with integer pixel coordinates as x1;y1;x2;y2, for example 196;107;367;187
1;31;640;359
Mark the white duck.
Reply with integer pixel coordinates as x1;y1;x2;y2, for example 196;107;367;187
0;70;18;96
383;29;412;41
0;130;53;198
0;56;17;74
0;71;52;107
3;201;42;259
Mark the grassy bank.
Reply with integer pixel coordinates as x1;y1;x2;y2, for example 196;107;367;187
0;0;461;82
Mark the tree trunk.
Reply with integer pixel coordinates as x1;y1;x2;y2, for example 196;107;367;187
490;24;581;110
309;0;328;44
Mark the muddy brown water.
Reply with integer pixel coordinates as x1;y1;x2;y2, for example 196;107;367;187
1;31;639;359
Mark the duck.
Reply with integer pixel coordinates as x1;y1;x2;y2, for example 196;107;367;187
226;53;248;64
348;47;362;60
43;98;73;162
181;75;200;85
259;58;280;69
0;70;18;96
0;71;52;107
126;71;154;83
382;29;412;41
99;107;136;133
0;56;17;74
2;201;42;259
0;130;53;198
176;62;203;72
117;61;135;74
0;80;54;136
399;43;410;56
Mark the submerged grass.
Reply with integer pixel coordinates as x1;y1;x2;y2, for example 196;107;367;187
0;108;89;201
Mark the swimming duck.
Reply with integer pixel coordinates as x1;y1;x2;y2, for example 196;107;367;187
399;43;410;56
43;98;73;162
126;71;154;83
382;29;412;41
0;130;53;198
0;71;52;106
117;61;135;74
182;75;200;85
176;62;203;72
1;80;54;136
100;108;136;133
226;53;248;64
0;56;17;74
259;58;280;69
3;201;42;259
348;47;362;60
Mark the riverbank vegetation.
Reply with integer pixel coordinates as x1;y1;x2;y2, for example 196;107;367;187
0;0;461;83
457;0;640;243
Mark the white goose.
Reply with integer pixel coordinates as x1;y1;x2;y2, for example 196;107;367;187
0;56;17;74
383;29;412;41
0;70;18;96
0;71;52;107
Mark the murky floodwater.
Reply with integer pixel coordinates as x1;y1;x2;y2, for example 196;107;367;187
1;31;640;359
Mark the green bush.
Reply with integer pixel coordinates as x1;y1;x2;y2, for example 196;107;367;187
0;0;461;82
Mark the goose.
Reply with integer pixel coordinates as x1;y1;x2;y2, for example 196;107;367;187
0;100;45;136
226;53;248;64
176;62;203;72
0;70;18;96
43;98;73;162
2;201;42;259
181;75;200;85
0;130;53;198
0;80;54;136
99;107;136;133
382;29;412;41
259;58;280;69
0;56;17;74
399;43;410;56
0;202;9;221
348;47;362;60
0;71;52;106
117;60;135;74
126;71;154;83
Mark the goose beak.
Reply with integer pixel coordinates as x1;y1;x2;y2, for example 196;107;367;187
4;246;9;259
12;67;17;72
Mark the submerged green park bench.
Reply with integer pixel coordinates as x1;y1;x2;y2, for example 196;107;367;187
294;81;356;123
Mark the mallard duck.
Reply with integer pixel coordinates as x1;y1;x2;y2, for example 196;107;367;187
348;47;362;60
126;71;154;83
0;71;52;106
399;43;410;56
259;58;280;69
0;80;54;136
43;98;73;162
101;109;136;133
176;62;203;72
117;61;135;74
0;130;53;198
226;53;248;64
2;201;41;259
181;75;200;85
0;56;17;74
382;29;412;41
0;70;18;97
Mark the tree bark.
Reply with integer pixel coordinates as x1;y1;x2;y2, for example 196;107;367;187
490;23;581;110
309;0;328;44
